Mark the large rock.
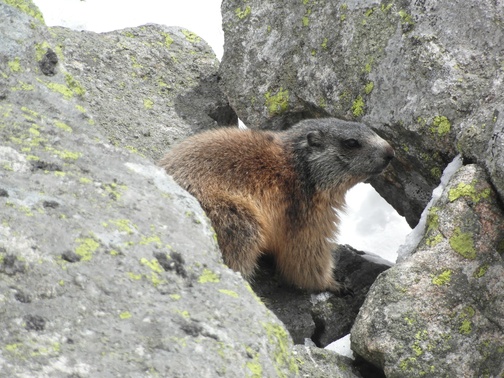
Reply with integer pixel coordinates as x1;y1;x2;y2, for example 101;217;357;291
351;164;504;377
0;2;296;376
219;1;504;375
292;345;363;378
50;23;237;162
252;246;391;347
219;0;504;228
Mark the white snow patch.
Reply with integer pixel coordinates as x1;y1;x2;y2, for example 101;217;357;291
338;183;412;263
397;155;462;262
325;334;354;359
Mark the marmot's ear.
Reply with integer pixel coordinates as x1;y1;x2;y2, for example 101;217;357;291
306;130;324;147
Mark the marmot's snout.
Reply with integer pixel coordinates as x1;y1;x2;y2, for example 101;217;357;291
369;136;395;174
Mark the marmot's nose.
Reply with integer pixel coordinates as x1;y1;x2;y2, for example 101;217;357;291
384;144;395;162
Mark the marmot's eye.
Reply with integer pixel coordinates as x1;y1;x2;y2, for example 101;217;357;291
343;139;361;149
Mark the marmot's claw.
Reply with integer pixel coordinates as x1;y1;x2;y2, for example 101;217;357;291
341;286;354;297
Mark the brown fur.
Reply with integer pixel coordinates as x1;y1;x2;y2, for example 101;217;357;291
159;118;394;293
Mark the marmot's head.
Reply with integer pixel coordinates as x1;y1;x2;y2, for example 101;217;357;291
287;118;394;191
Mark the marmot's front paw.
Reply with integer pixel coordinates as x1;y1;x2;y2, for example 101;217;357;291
327;280;354;297
339;285;354;297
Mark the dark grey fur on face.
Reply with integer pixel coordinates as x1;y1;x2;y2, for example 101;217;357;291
284;118;394;191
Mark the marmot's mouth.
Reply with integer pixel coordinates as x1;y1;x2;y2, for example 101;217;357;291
369;164;390;175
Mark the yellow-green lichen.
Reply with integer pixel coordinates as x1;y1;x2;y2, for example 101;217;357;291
235;6;251;20
79;177;92;184
351;95;365;117
3;0;44;23
426;207;440;233
11;81;35;91
245;282;265;305
119;311;132;319
449;228;476;260
426;233;443;247
262;322;298;375
321;37;328;49
139;235;162;246
127;272;142;280
364;60;373;74
169;294;181;300
245;346;263;378
412;343;423;357
75;237;100;261
143;98;154;109
339;3;348;21
37;78;73;99
8;58;21;73
219;289;239;298
432;269;452;286
5;343;23;353
459;319;472;335
399;357;420;373
448;182;491;203
37;73;86;98
5;202;34;216
381;3;393;12
140;258;164;273
175;309;190;319
198;268;220;283
161;32;174;48
29;125;40;136
398;10;414;25
404;315;416;326
264;88;289;116
140;258;165;287
182;29;201;43
318;97;327;108
75;104;87;113
364;81;374;94
130;56;143;69
21;106;39;118
109;219;137;235
473;264;488;278
430;166;442;180
65;74;86;97
430;116;451;136
45;146;81;161
103;182;127;201
53;120;72;132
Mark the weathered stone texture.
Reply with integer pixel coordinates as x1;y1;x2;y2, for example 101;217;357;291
51;23;237;162
0;2;295;376
220;0;504;228
351;165;504;377
220;1;504;376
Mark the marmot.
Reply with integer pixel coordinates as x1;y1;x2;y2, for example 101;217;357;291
159;118;394;294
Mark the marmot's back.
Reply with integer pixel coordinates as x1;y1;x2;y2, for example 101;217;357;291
159;118;394;294
159;128;295;198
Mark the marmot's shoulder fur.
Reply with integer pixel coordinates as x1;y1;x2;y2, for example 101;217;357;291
159;118;394;293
